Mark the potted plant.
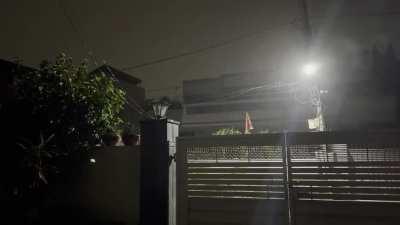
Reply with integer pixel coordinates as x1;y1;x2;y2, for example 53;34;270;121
121;123;139;146
102;129;120;146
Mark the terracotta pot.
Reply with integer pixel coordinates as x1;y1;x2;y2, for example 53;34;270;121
102;133;120;146
122;134;139;146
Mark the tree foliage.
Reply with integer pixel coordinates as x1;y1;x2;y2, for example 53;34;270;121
15;54;126;149
1;54;126;196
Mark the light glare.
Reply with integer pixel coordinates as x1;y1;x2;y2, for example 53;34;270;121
302;63;319;77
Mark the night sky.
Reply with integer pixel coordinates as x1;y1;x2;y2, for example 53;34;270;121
1;0;400;98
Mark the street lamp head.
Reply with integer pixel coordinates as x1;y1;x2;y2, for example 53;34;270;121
302;62;320;77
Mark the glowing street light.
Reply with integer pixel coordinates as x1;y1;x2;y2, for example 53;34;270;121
301;62;320;77
300;62;326;131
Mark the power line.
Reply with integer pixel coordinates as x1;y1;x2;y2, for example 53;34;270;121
99;65;148;115
311;11;400;20
56;3;400;74
57;0;102;66
57;1;149;117
121;20;298;71
57;0;87;52
298;0;313;49
120;10;400;72
147;86;182;93
186;81;301;105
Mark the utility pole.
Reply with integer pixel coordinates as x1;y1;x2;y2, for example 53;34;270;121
298;0;313;51
298;0;326;131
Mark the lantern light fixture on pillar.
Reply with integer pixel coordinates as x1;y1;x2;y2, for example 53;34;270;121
152;98;170;119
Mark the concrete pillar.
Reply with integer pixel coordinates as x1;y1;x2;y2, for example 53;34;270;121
140;119;179;225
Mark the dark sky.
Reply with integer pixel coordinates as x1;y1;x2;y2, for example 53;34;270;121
1;0;400;98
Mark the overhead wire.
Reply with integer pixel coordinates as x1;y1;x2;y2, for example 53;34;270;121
101;66;149;116
121;19;300;71
185;80;304;105
57;0;148;116
57;0;87;53
120;11;400;73
56;3;400;112
147;86;182;93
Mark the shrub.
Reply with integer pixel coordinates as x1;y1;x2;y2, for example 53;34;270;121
1;54;126;223
15;54;126;150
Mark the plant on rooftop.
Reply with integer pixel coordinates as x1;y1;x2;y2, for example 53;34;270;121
212;127;242;135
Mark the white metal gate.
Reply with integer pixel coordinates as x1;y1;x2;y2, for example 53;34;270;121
176;132;400;225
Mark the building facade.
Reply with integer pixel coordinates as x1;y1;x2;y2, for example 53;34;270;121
181;45;400;136
181;72;313;136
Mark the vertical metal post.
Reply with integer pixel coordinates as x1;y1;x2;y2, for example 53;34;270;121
176;139;188;225
316;92;325;132
282;132;295;225
299;0;328;132
248;147;250;162
215;147;218;163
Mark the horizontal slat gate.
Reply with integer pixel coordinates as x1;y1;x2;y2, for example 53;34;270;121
177;132;400;225
291;160;400;202
177;135;287;225
289;141;400;203
188;162;285;199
